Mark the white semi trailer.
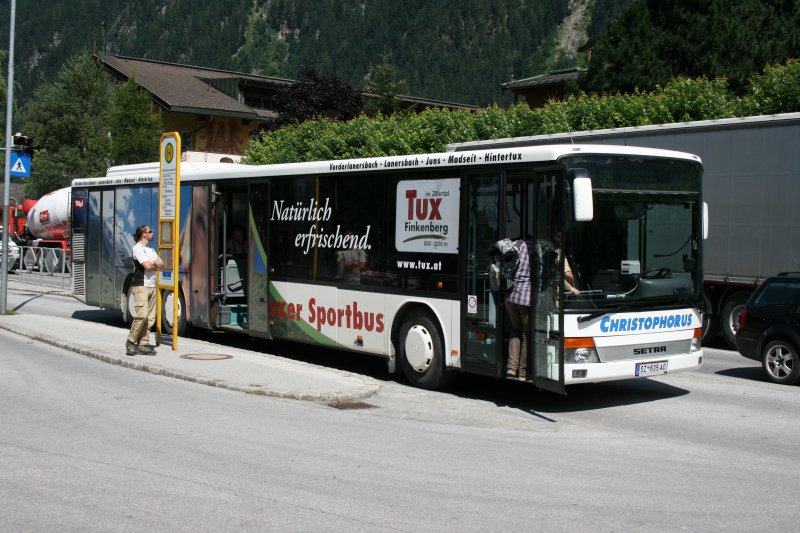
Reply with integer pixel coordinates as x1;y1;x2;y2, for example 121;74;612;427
448;112;800;347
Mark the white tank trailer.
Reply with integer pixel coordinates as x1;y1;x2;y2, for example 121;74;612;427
26;187;70;241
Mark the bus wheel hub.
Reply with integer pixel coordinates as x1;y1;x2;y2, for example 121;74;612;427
405;325;434;373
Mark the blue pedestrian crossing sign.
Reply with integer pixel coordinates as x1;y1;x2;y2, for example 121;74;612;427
10;151;31;178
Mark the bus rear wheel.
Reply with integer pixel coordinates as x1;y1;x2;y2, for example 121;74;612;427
161;289;187;336
122;284;135;325
399;311;454;390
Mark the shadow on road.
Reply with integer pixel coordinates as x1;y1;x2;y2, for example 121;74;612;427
71;309;127;327
703;334;733;351
10;293;46;312
715;366;767;383
191;331;689;410
64;307;691;414
446;372;689;416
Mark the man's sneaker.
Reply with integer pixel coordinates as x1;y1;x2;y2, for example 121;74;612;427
125;341;137;356
137;344;156;355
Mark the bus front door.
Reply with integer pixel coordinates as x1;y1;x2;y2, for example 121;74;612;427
463;172;503;377
531;171;566;394
502;171;565;394
461;169;565;393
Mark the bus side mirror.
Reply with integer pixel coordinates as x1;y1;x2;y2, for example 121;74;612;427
703;202;709;240
573;177;593;221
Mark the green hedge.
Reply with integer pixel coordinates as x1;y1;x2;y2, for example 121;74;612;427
243;60;800;165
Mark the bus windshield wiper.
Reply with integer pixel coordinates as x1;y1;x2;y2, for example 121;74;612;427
577;304;636;323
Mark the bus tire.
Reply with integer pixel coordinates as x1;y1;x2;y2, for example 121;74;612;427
398;311;454;390
720;291;750;349
161;288;187;336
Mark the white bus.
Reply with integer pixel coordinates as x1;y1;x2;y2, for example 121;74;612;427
71;144;705;394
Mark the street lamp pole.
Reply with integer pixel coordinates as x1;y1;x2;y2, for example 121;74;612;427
1;0;17;315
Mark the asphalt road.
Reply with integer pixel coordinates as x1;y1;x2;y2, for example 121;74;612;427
2;286;799;531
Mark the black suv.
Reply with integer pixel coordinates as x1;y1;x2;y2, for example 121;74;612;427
736;273;800;385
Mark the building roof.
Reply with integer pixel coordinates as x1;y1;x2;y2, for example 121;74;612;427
98;55;292;120
501;68;581;91
98;54;477;120
391;94;478;111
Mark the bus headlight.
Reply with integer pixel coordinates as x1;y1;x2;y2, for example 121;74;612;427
565;347;600;363
564;338;600;363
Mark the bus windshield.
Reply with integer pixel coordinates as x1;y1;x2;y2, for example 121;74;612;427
561;155;703;309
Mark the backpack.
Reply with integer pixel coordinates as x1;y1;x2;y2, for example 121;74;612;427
488;261;504;292
486;238;520;291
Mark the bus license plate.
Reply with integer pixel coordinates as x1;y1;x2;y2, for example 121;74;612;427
636;361;668;376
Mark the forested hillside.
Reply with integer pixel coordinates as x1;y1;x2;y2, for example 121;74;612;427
579;0;800;94
1;0;632;106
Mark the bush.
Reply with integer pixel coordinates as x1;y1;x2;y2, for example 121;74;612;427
741;60;800;116
656;77;735;122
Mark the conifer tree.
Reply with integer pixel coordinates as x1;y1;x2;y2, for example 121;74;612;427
363;50;407;116
580;0;800;94
18;51;161;198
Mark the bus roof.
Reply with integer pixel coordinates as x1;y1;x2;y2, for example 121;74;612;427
72;144;701;188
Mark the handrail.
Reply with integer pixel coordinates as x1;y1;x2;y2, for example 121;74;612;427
14;245;70;289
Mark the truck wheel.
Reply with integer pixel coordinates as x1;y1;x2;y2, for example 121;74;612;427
720;292;750;349
399;311;454;390
161;289;187;336
761;339;800;385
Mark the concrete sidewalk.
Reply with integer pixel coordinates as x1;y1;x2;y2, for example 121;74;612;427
0;285;381;402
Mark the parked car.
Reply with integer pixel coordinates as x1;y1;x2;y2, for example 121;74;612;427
736;273;800;385
0;227;20;273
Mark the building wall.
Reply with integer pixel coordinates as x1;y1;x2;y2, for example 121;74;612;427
159;110;257;155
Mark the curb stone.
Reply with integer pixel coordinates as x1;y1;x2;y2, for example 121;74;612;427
0;319;381;403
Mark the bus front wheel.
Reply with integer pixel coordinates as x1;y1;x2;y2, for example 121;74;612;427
161;289;187;336
398;311;454;390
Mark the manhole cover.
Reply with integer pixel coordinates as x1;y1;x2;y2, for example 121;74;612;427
328;400;377;410
180;353;233;360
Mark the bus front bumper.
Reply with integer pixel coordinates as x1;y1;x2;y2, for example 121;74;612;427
563;350;703;385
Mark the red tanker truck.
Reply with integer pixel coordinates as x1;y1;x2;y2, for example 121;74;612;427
1;198;27;240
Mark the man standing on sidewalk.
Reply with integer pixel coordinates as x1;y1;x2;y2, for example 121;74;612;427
126;225;164;355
